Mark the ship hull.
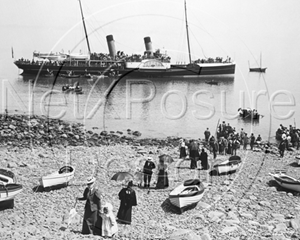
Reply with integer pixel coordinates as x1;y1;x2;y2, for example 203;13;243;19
120;62;235;77
15;61;235;78
249;67;267;73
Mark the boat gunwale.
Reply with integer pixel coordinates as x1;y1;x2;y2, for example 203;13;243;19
169;183;205;198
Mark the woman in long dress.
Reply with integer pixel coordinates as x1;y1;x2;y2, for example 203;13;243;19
117;181;137;225
76;176;102;235
189;140;200;169
179;139;187;159
155;158;169;189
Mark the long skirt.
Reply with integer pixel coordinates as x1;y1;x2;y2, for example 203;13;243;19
156;170;169;189
190;157;198;169
117;205;133;225
82;208;101;235
179;147;187;158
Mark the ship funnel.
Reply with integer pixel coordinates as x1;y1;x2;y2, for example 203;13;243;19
144;36;153;56
106;35;116;59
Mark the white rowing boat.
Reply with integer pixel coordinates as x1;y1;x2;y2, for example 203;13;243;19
214;156;242;174
269;172;300;192
169;179;205;210
40;166;75;188
0;183;23;202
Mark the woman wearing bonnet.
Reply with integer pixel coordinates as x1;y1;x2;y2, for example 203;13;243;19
100;202;118;238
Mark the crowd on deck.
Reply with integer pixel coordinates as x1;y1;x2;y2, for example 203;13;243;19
193;56;232;64
15;49;171;66
16;50;235;68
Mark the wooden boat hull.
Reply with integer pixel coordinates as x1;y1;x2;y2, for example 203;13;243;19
40;166;75;188
205;81;218;85
269;173;300;192
238;108;260;120
214;159;242;174
0;184;23;202
0;169;16;185
239;113;260;120
169;179;205;209
62;86;83;94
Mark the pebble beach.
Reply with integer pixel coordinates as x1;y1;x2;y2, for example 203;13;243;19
1;114;300;240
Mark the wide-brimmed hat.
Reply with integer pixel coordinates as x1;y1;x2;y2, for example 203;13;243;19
147;157;153;161
86;176;96;185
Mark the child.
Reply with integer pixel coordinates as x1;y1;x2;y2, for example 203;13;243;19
101;202;118;238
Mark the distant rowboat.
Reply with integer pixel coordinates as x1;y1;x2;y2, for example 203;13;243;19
205;80;219;85
40;166;75;188
62;85;83;94
60;73;80;78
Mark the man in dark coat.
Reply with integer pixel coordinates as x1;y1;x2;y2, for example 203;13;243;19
279;138;288;157
212;140;218;159
189;140;200;169
77;176;102;235
199;148;209;170
143;157;156;188
250;133;255;150
117;181;137;225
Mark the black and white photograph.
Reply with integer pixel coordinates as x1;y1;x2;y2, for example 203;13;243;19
1;0;300;239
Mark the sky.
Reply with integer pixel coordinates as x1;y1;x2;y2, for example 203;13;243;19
1;0;300;69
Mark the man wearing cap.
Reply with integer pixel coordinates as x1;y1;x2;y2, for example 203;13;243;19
77;176;102;235
143;157;156;188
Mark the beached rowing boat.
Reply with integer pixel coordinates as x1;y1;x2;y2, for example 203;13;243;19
40;166;75;188
213;156;242;174
169;179;205;210
0;183;23;202
269;172;300;192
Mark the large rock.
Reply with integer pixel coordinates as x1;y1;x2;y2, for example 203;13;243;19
290;217;300;231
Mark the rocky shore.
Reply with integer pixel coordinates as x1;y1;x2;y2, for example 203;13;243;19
1;114;300;239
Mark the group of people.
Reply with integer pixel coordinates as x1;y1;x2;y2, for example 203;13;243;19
141;156;169;189
179;121;264;169
193;56;232;64
179;139;209;170
238;108;260;119
75;154;171;238
76;176;137;238
276;124;300;157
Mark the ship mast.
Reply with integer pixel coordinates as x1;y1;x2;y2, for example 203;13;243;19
260;52;262;68
184;0;192;64
79;0;91;55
